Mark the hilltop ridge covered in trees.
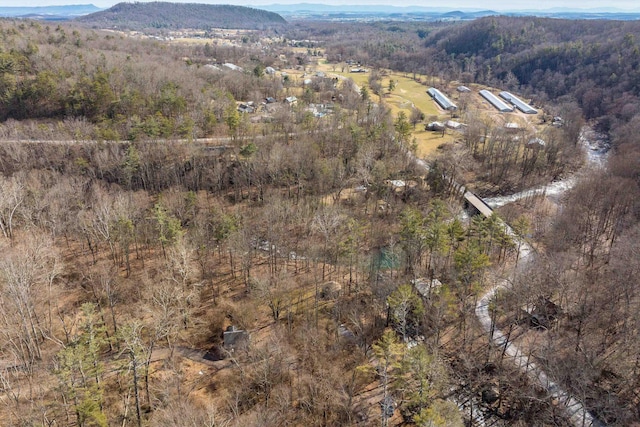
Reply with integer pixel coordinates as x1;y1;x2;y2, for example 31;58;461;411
76;2;286;30
308;16;640;133
424;17;640;127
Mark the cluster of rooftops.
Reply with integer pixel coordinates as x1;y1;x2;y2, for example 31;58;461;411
427;86;537;115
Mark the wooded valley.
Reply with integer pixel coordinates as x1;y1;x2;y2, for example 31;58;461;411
0;10;639;427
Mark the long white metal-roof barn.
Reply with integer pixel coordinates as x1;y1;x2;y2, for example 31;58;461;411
499;91;537;114
479;90;513;113
427;88;457;111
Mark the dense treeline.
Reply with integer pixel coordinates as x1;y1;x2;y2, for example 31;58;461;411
311;17;640;132
425;17;640;129
0;20;301;140
426;18;640;423
0;18;580;427
300;16;640;425
76;2;287;31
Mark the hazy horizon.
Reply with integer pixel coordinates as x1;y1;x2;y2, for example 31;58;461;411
4;0;640;12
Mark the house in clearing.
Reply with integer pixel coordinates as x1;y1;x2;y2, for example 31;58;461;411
480;89;513;113
504;122;520;132
222;63;243;72
527;137;546;148
445;120;464;130
426;121;445;131
223;325;249;350
499;91;537;114
237;102;255;114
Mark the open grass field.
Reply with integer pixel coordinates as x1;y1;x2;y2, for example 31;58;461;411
315;64;457;158
381;73;456;158
164;37;547;161
313;60;552;160
383;72;440;116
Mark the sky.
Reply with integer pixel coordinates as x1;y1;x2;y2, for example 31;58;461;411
4;0;640;11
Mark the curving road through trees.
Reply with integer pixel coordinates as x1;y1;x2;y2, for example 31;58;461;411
475;242;602;427
472;133;607;426
412;128;606;426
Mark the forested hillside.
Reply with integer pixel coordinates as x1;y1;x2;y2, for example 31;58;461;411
269;17;640;426
312;18;640;131
76;2;286;30
425;17;640;127
0;18;473;427
0;19;294;140
0;14;640;427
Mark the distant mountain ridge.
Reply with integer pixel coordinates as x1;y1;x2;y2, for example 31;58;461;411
264;4;473;13
76;2;286;30
2;3;640;23
261;3;640;20
0;4;101;19
261;2;640;13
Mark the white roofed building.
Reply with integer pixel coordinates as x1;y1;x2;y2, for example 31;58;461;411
427;87;457;111
499;91;537;114
480;90;513;113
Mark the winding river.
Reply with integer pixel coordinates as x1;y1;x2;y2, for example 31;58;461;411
484;127;609;209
